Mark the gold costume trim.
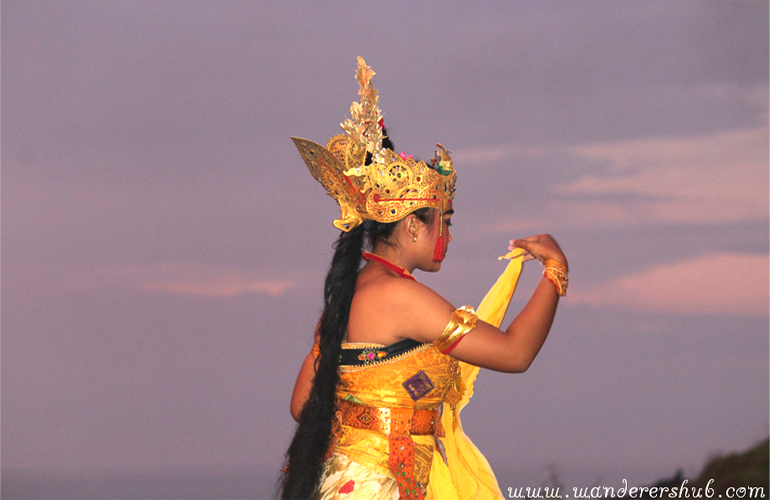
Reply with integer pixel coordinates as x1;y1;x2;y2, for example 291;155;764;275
343;342;387;349
432;306;478;354
335;398;444;438
339;342;430;372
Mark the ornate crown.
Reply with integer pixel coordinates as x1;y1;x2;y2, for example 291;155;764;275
292;57;457;233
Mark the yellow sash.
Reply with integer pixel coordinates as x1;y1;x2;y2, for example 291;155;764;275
427;249;526;499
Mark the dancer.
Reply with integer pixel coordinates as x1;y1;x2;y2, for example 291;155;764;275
281;57;567;500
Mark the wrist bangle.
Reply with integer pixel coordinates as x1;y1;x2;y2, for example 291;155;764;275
543;258;568;296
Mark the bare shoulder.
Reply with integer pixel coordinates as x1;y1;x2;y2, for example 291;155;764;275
355;274;452;314
349;274;456;345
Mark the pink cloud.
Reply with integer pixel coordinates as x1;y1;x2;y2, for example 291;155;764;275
140;277;294;298
74;263;296;298
474;127;768;234
572;253;769;316
451;144;549;167
560;127;769;226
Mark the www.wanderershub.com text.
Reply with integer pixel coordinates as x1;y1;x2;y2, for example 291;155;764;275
507;479;766;499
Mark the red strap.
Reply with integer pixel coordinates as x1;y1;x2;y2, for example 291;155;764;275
440;336;465;355
389;436;423;500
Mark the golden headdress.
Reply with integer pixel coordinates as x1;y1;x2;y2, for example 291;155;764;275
292;57;456;260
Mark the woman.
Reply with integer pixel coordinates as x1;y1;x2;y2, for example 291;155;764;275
281;58;567;500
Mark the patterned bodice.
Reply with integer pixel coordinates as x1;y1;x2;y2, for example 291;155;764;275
337;340;459;409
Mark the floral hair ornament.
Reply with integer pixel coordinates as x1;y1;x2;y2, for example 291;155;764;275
291;57;457;262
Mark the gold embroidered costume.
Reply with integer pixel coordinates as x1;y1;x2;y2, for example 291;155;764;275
319;307;476;500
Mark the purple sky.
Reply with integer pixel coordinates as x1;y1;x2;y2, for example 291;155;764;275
2;0;768;496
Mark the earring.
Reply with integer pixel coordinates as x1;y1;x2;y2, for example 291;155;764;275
413;236;417;242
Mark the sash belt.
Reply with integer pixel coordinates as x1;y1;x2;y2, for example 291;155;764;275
329;398;445;500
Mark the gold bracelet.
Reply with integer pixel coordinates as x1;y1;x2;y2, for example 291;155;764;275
543;258;568;296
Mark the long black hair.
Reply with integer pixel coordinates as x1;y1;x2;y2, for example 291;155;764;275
279;131;436;499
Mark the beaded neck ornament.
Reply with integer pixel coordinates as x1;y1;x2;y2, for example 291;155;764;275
292;57;457;262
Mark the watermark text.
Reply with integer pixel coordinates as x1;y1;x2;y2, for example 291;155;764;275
507;479;765;499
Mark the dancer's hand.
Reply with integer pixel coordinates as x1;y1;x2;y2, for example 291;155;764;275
509;234;568;271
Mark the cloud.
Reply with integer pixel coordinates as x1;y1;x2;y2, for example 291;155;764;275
451;144;550;168
560;127;769;226
468;126;768;235
80;263;295;298
140;277;294;298
481;200;633;235
572;253;769;316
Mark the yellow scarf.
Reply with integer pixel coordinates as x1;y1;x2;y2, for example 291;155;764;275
427;248;526;499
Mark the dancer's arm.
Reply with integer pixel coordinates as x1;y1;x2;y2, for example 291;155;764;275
290;325;320;421
401;234;567;372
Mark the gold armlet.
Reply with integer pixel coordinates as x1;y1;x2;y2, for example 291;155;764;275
433;305;478;354
543;258;568;296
